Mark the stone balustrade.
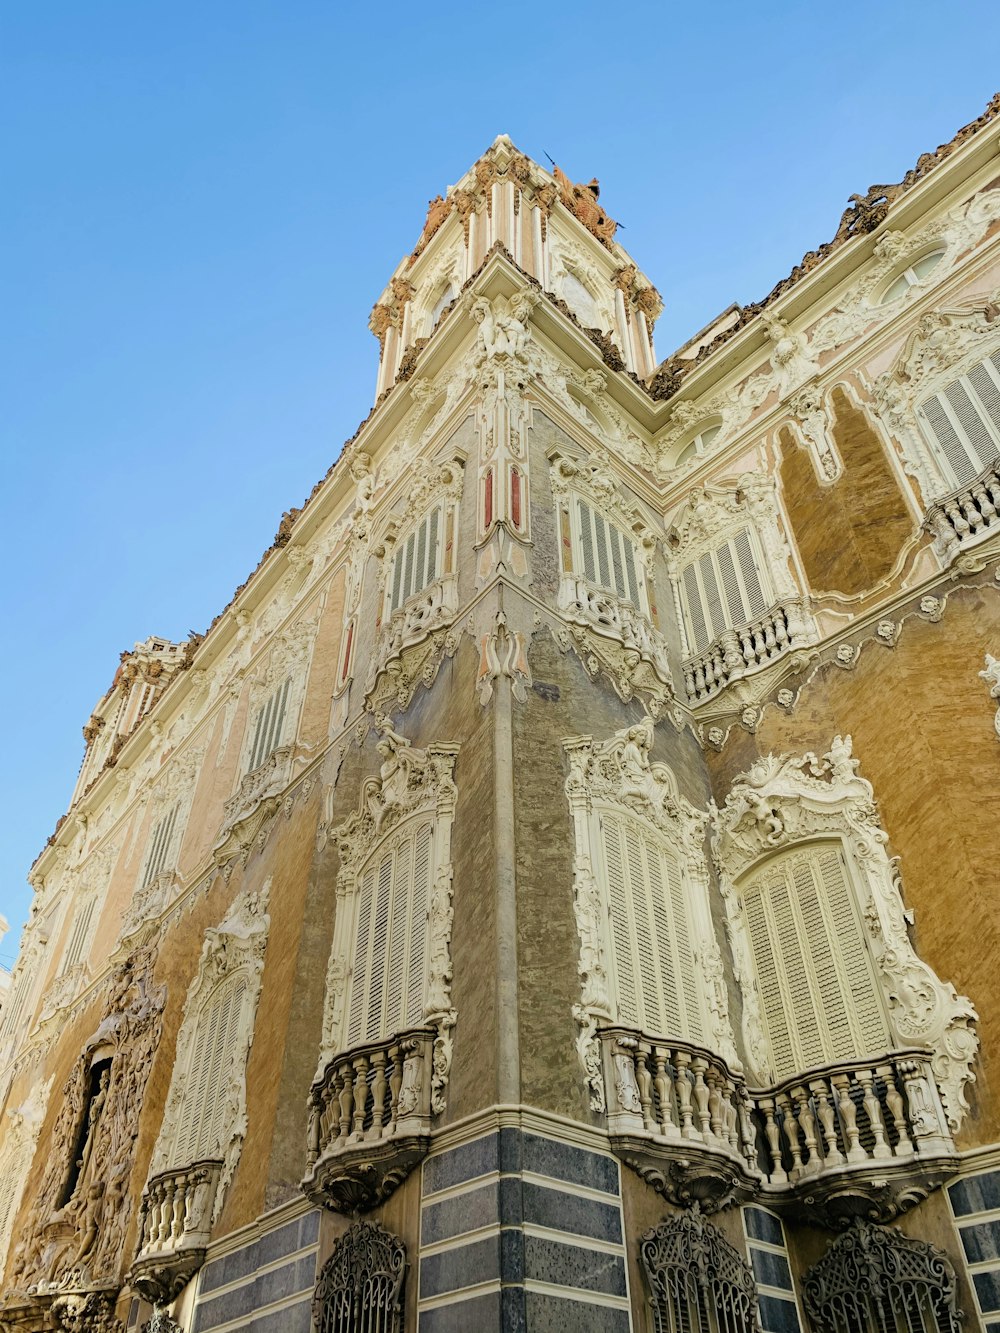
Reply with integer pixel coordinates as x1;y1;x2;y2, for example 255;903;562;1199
559;577;673;683
380;575;458;660
683;601;800;703
303;1027;436;1214
129;1159;222;1305
924;458;1000;559
600;1029;957;1222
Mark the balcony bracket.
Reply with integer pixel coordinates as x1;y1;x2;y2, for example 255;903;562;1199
618;1141;760;1214
302;1133;431;1215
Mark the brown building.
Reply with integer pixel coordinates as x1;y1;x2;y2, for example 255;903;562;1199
2;96;1000;1333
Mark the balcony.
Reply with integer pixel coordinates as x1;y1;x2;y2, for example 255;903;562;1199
682;599;811;704
128;1160;223;1305
557;577;674;705
600;1029;957;1225
923;458;1000;561
302;1028;435;1214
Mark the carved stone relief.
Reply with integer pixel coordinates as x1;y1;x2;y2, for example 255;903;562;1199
10;945;166;1302
564;719;738;1110
318;719;459;1114
713;736;979;1126
980;652;1000;739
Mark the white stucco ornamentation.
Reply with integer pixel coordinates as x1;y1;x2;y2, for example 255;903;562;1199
319;720;459;1115
713;737;979;1128
564;719;738;1111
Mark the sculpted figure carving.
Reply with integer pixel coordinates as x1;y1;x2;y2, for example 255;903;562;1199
761;312;819;395
471;292;536;361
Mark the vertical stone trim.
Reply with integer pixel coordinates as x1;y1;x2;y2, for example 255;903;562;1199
742;1205;802;1333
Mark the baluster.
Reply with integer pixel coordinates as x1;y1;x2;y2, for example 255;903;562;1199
739;628;754;667
151;1186;167;1249
961;493;983;533
172;1173;188;1245
694;662;706;698
723;1077;739;1151
945;499;970;539
738;1089;759;1170
774;612;789;648
858;1066;891;1159
810;1078;843;1166
387;1043;403;1134
832;1073;866;1162
369;1047;388;1141
768;613;784;655
635;1045;656;1133
776;1091;804;1176
878;1062;913;1156
338;1059;355;1143
684;667;695;701
691;1057;711;1139
986;470;1000;512
351;1054;370;1138
792;1085;821;1173
973;482;997;523
900;1058;939;1150
758;1097;787;1183
706;1068;723;1141
673;1051;696;1138
653;1048;676;1137
752;625;766;663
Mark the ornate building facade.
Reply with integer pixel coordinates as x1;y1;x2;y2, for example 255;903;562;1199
3;96;1000;1332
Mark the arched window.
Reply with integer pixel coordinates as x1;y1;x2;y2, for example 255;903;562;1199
561;271;598;325
428;283;455;329
346;818;434;1046
640;1211;759;1333
312;1220;406;1333
676;524;771;658
676;423;722;468
803;1222;962;1333
740;842;890;1080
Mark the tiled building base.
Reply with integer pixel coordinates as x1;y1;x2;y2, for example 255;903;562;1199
190;1209;320;1333
418;1126;632;1332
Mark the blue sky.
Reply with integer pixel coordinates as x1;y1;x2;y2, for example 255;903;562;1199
2;2;998;964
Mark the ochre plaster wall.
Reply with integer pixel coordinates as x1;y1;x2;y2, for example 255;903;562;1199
706;586;1000;1146
780;386;913;597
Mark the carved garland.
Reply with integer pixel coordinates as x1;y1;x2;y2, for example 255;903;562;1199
146;882;271;1218
713;736;979;1128
564;719;739;1111
319;721;459;1114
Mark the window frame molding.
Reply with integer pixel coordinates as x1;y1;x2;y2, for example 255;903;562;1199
564;718;739;1112
366;455;464;715
665;474;816;704
874;291;1000;549
319;721;459;1116
146;883;270;1220
713;735;978;1129
0;1075;53;1283
550;451;674;712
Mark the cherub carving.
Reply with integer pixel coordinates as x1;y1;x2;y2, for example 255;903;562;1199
471;292;537;361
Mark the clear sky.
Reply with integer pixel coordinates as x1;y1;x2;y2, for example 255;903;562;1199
2;2;998;965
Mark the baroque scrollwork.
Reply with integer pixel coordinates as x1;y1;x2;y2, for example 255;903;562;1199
713;736;979;1126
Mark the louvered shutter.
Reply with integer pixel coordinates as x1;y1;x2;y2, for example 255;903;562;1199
142;804;179;889
345;822;434;1047
578;499;597;583
406;823;432;1025
575;498;643;607
248;678;291;773
388;508;444;615
679;528;769;654
0;1146;24;1254
63;899;97;973
919;351;1000;490
171;974;248;1165
600;811;703;1042
741;844;890;1079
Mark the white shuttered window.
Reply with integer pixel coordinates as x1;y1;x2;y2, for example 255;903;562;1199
346;820;433;1047
388;507;443;616
679;527;769;655
598;809;703;1043
741;843;890;1080
918;349;1000;490
61;898;98;975
574;498;642;608
247;677;291;773
170;972;249;1166
141;804;180;889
